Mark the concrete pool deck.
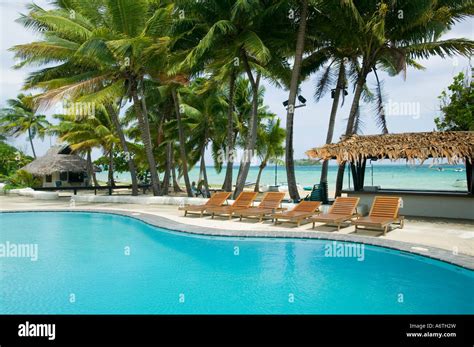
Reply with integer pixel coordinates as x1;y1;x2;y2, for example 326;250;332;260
1;195;473;269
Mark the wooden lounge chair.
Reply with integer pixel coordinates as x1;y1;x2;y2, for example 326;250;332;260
271;201;321;227
310;197;360;231
179;192;231;217
206;192;258;220
352;196;404;235
235;192;286;222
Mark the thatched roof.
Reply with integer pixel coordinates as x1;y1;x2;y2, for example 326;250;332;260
306;131;474;164
22;145;101;176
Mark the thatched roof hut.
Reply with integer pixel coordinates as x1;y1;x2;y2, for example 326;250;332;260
306;131;474;164
22;145;101;176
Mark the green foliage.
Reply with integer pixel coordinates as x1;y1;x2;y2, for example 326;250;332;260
94;151;131;173
256;117;286;166
6;0;474;196
294;159;321;167
0;141;33;179
435;72;474;131
0;94;50;158
3;170;41;190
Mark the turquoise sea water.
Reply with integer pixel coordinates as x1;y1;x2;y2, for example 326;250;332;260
98;164;469;191
1;212;472;314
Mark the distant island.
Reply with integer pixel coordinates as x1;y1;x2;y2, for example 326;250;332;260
294;159;321;166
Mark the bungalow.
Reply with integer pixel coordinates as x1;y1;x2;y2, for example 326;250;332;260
21;145;100;188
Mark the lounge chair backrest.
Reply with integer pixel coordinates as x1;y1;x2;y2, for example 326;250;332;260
293;201;321;213
259;192;285;209
329;197;360;215
207;192;232;206
232;192;258;208
369;196;401;218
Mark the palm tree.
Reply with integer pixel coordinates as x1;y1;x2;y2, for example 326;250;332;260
174;0;291;198
285;0;310;202
170;86;193;197
173;1;242;192
51;105;118;186
178;79;228;197
320;61;347;184
254;117;286;192
104;102;139;195
332;0;474;196
0;94;50;158
10;0;172;195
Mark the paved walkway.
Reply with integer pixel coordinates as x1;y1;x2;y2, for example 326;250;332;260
1;195;473;268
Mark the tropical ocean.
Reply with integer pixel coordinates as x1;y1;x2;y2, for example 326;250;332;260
98;163;469;192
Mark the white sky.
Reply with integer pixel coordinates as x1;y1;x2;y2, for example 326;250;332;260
1;0;473;163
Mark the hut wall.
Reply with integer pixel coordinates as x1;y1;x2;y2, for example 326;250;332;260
346;191;474;220
41;172;88;188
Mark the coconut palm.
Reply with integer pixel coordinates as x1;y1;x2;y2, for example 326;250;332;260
51;105;118;186
232;78;278;190
172;1;245;192
174;0;292;198
0;94;50;159
254;117;286;192
284;0;310;201
331;0;474;196
10;0;174;195
178;79;228;197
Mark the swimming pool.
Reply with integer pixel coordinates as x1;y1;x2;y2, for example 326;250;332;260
1;212;472;314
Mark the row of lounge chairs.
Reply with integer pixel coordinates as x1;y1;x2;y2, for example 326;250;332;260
179;192;404;235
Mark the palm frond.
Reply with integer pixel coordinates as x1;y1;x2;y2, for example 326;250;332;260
106;0;148;36
372;69;388;134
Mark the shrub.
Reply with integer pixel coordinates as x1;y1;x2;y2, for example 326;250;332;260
0;141;33;179
3;170;42;190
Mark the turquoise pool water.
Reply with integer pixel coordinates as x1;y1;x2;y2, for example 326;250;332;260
1;212;473;314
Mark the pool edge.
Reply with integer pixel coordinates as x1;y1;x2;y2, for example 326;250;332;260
1;208;473;271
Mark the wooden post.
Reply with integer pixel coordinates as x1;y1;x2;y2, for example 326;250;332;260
351;157;367;191
350;163;358;190
466;157;473;194
359;158;367;190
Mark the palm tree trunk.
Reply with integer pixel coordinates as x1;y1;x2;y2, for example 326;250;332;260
234;53;260;198
285;0;309;202
131;86;161;196
86;150;99;187
27;127;36;159
86;150;94;187
92;168;99;187
169;148;182;192
87;152;100;187
334;67;368;197
200;145;210;198
171;164;182;193
161;142;172;195
320;61;345;184
86;150;100;187
254;161;267;193
223;70;236;192
171;88;193;197
108;146;115;187
107;104;138;196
